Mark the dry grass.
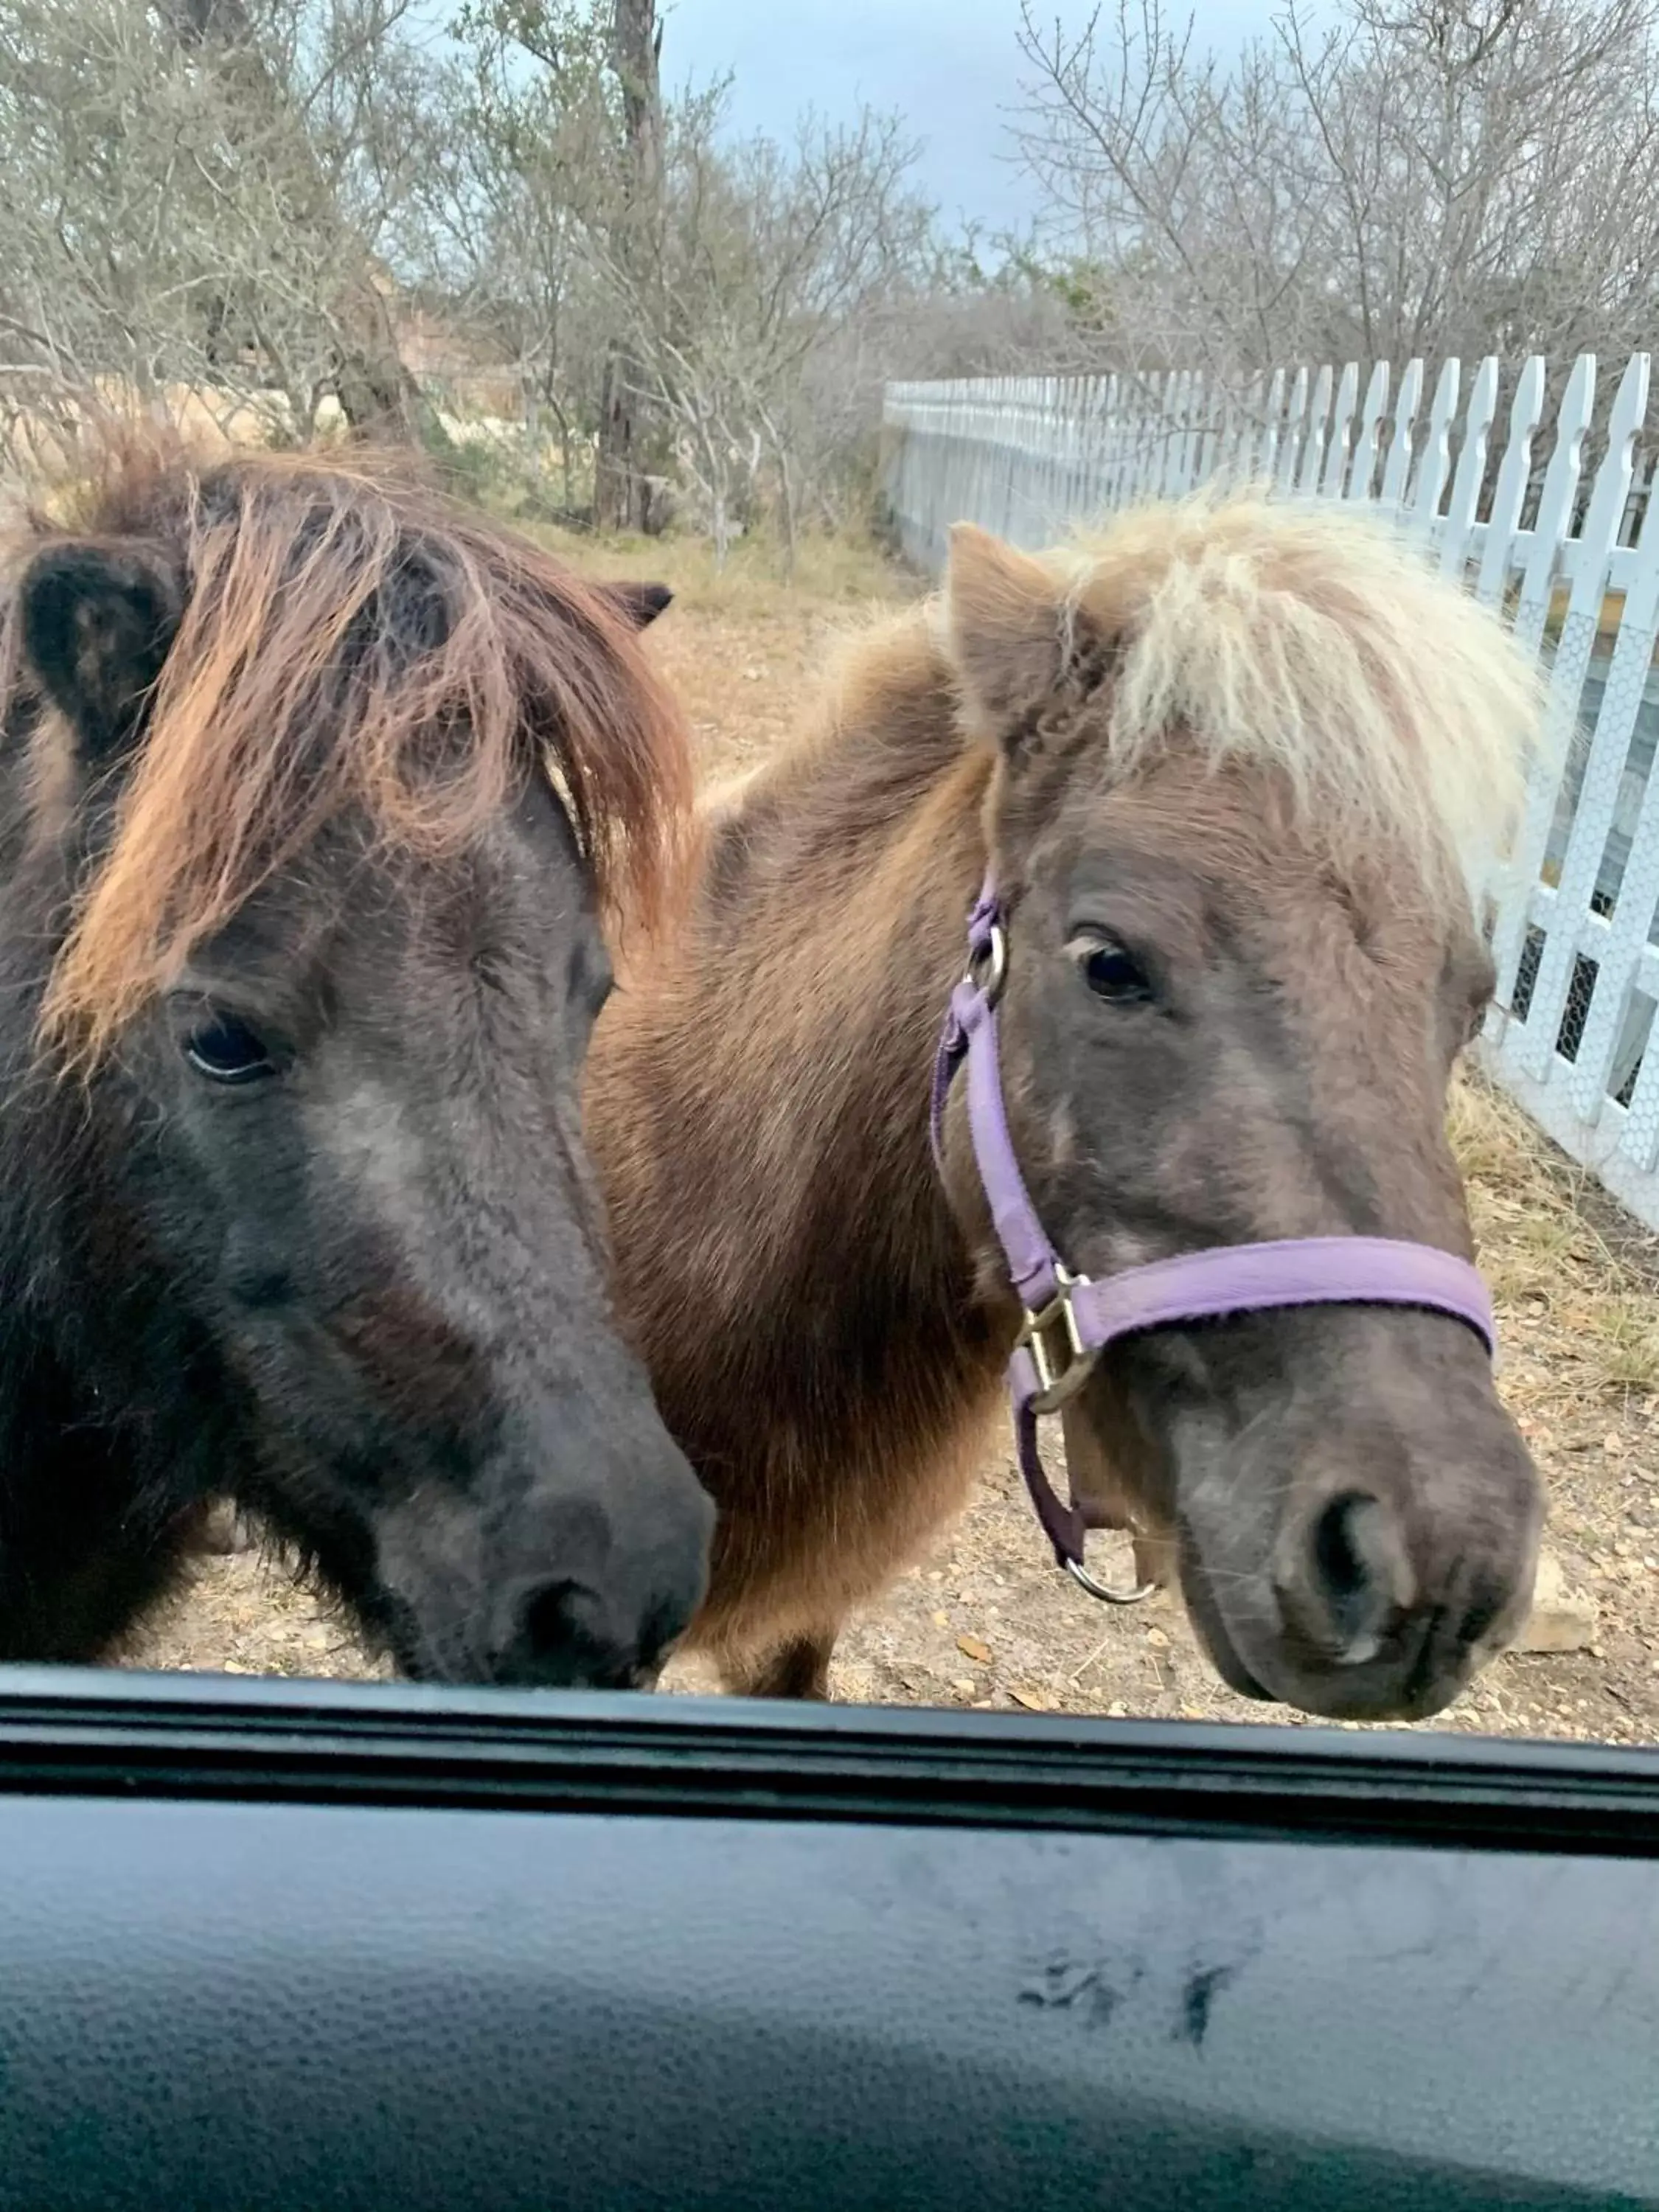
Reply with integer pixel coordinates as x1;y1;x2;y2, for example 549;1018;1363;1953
524;519;905;617
1453;1072;1659;1399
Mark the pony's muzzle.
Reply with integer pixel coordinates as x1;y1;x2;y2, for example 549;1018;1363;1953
484;1462;714;1689
1169;1307;1545;1722
373;1436;715;1691
1246;1430;1542;1719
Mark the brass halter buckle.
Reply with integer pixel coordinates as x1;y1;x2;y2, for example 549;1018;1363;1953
1016;1262;1102;1417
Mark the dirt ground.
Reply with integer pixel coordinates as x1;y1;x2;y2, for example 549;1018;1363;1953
123;532;1659;1746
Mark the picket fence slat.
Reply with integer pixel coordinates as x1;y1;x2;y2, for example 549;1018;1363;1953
1351;361;1391;503
1439;358;1498;582
1299;366;1334;495
1276;366;1310;493
883;349;1659;1228
1377;358;1421;512
1255;368;1284;483
1560;496;1659;1131
1490;355;1633;1031
1475;356;1548;609
1410;358;1459;540
1321;363;1360;497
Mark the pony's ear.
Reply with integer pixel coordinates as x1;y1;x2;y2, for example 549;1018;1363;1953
945;523;1077;736
599;580;673;630
17;540;184;762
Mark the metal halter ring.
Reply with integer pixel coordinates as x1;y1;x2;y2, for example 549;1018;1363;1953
1065;1554;1158;1606
968;919;1008;1004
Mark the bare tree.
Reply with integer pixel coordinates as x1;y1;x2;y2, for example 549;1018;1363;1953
435;0;674;526
0;0;957;549
428;1;939;559
0;0;436;474
160;0;438;437
1012;0;1659;378
591;106;935;568
419;3;619;506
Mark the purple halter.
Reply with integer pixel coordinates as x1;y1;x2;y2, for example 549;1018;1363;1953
930;876;1497;1604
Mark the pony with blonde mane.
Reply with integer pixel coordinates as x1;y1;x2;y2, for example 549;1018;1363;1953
590;492;1547;1719
0;426;712;1680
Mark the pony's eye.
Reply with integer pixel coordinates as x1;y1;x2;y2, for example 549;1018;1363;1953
184;1013;276;1086
1082;939;1155;1005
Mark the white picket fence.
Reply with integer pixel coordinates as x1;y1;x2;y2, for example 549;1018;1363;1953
883;358;1659;1232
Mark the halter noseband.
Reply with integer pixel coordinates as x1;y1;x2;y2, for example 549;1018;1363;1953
930;875;1497;1605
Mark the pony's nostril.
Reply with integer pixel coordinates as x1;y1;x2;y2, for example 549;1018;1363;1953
1300;1490;1416;1664
1313;1492;1372;1602
520;1578;587;1659
492;1562;695;1689
497;1576;632;1688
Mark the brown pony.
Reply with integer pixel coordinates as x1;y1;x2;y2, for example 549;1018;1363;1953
588;494;1548;1722
0;426;713;1684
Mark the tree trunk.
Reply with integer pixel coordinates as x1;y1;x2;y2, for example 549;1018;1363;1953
331;349;418;441
594;0;664;530
545;386;577;514
594;347;639;529
521;380;543;486
330;280;435;444
612;0;664;200
768;426;798;584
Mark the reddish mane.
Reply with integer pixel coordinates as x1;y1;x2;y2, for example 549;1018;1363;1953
3;425;691;1058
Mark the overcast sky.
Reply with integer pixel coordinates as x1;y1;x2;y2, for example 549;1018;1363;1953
657;0;1286;238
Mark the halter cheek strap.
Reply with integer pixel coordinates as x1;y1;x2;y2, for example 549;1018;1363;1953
931;875;1497;1604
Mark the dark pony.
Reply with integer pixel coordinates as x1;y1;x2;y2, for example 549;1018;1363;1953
0;425;712;1684
591;493;1546;1722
